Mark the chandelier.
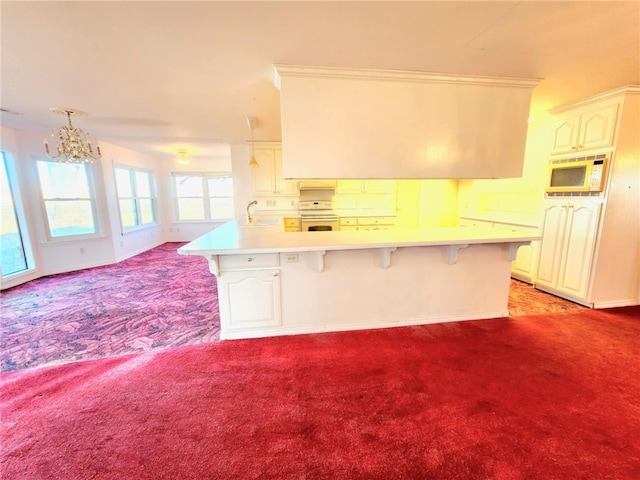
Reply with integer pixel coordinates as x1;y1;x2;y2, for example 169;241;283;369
44;108;102;164
177;148;189;165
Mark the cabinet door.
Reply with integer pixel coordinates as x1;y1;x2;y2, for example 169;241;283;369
556;203;601;298
511;241;539;284
336;180;363;193
535;204;567;289
218;270;282;331
551;115;581;155
363;179;396;194
251;149;277;195
579;104;618;151
274;149;298;195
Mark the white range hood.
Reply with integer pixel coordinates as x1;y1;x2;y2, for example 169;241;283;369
274;65;540;180
297;180;337;190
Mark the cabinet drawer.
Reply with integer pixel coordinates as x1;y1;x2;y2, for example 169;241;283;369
284;217;301;232
339;225;357;231
284;217;300;227
340;217;357;226
219;253;279;270
358;216;395;226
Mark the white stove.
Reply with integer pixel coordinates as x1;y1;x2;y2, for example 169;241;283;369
298;200;339;231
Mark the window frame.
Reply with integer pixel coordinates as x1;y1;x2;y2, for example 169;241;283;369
172;172;234;222
36;158;102;242
1;151;36;278
114;164;158;233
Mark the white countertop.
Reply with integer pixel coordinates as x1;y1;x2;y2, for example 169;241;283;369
178;219;540;256
459;211;541;228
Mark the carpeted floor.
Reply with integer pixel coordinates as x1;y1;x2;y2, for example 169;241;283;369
1;306;638;479
1;243;583;373
0;243;219;372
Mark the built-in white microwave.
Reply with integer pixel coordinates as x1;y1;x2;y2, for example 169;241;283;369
546;154;608;193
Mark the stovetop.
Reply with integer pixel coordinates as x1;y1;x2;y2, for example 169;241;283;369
298;200;336;217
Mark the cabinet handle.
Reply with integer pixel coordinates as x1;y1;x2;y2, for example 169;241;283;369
272;272;279;277
247;257;253;262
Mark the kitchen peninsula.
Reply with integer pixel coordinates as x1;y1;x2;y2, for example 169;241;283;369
179;220;539;339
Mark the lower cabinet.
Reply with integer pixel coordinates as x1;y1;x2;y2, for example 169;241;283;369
535;200;601;303
510;237;539;284
217;255;282;334
339;216;396;231
283;217;301;232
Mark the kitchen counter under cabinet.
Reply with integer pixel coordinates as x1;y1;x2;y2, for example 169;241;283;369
179;220;539;340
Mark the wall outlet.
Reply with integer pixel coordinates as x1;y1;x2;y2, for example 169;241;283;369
286;254;299;263
80;247;86;254
266;200;276;207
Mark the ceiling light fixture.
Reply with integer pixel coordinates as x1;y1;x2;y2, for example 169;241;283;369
177;148;189;165
247;116;259;168
44;107;101;164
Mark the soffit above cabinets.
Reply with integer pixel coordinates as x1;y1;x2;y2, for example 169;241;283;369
274;65;540;180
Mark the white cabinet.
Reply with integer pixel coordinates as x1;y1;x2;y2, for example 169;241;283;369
535;200;601;303
339;216;396;231
217;254;282;336
336;179;397;195
510;226;540;284
251;145;298;196
545;87;639;308
551;104;618;155
283;217;301;232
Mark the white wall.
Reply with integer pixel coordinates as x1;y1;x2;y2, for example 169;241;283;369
99;141;164;261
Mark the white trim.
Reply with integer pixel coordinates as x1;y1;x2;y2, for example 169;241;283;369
592;299;638;309
273;64;540;90
549;86;640;115
220;310;510;340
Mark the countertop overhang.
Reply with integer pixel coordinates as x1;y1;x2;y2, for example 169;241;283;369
178;220;540;258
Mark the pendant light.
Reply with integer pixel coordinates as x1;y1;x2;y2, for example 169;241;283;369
247;116;259;168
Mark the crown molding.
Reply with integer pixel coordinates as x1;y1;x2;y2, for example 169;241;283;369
273;64;541;90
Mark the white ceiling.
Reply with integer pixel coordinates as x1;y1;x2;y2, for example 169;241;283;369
1;1;638;160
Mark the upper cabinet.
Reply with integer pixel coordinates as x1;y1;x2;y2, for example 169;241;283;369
336;179;396;195
274;65;539;179
251;143;298;196
550;104;618;155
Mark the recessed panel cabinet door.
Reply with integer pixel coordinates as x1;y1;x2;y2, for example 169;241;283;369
551;116;581;155
579;104;618;151
251;149;277;195
218;270;282;330
536;204;567;288
557;203;601;298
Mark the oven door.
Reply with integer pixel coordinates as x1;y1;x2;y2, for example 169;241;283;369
300;216;339;231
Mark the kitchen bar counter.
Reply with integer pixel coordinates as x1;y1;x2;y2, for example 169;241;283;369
179;220;540;340
179;219;536;255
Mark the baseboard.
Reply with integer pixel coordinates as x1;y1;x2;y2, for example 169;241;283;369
592;299;637;309
115;242;164;263
220;310;510;340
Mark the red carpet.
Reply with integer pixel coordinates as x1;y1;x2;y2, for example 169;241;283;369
2;307;639;479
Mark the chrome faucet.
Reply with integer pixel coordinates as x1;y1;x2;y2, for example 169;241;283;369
246;200;258;223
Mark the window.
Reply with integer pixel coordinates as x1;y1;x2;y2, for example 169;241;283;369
115;166;156;230
36;160;99;239
173;173;234;221
1;152;32;275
